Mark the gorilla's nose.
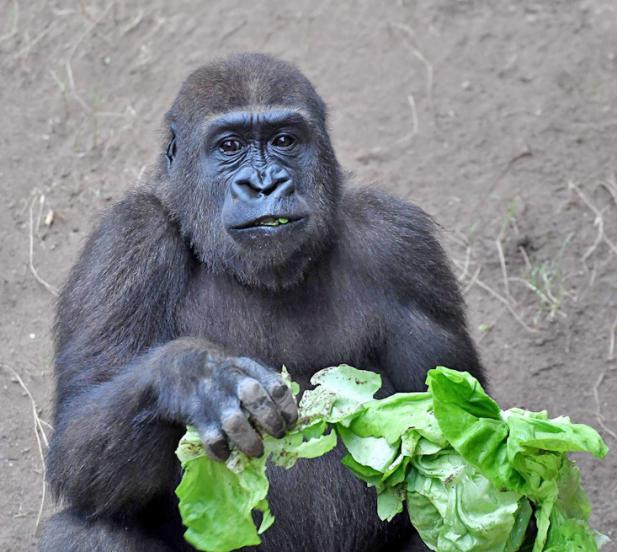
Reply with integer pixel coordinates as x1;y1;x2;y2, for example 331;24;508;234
231;165;295;200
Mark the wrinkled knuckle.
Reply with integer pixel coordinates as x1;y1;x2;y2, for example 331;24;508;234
237;378;265;401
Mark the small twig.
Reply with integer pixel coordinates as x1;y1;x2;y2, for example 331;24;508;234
121;9;144;35
473;278;537;333
495;239;512;302
592;369;617;441
40;419;54;432
217;19;247;47
390;22;434;115
453;258;536;333
35;194;45;239
65;61;93;114
13;20;56;59
502;148;532;176
518;245;532;271
569;181;617;266
456;246;472;282
609;312;617;362
407;93;419;136
29;194;59;296
462;266;481;295
67;1;114;60
599;176;617;207
1;364;52;528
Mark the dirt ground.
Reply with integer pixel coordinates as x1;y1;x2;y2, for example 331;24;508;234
1;0;616;550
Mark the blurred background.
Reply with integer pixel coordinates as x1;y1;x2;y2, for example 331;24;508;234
1;1;616;549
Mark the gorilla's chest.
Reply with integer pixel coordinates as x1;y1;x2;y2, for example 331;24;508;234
177;267;382;374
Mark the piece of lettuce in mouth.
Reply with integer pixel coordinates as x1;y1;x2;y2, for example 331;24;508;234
257;217;290;227
175;365;609;552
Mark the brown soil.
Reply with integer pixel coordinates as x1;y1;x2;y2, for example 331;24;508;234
1;1;616;550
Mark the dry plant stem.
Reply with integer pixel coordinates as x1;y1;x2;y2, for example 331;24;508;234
1;364;51;528
35;194;45;239
609;313;617;361
462;266;481;295
121;9;144;35
407;93;419;136
13;21;57;59
473;277;537;333
599;178;617;207
65;61;93;115
452;258;537;333
592;369;617;441
495;239;512;302
67;1;115;60
389;22;434;116
519;246;532;271
29;194;59;297
456;246;472;282
569;181;617;265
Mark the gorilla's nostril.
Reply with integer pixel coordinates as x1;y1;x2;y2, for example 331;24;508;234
275;179;295;197
231;165;294;199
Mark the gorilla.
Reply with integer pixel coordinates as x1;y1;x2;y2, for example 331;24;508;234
41;53;483;551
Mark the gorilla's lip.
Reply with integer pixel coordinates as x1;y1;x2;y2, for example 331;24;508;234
230;215;305;231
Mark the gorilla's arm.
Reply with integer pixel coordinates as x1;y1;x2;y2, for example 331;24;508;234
380;305;482;392
47;192;296;518
349;188;484;391
47;192;193;516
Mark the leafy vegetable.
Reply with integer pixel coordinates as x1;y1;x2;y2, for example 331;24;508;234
175;365;608;552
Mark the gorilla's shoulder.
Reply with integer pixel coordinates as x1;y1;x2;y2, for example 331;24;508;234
99;189;180;239
66;189;188;289
339;187;460;309
340;186;439;258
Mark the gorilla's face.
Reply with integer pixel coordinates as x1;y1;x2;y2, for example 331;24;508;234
212;110;318;248
159;55;342;290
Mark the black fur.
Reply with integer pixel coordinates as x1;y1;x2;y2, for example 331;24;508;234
41;53;483;552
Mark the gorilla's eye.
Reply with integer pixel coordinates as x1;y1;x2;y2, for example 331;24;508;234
219;138;244;155
272;134;295;149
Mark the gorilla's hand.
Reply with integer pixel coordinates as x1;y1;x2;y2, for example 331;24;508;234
155;342;298;461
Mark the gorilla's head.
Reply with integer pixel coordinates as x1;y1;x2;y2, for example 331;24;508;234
157;53;342;290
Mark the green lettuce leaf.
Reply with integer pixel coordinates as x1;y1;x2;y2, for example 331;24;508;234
176;365;608;552
175;427;270;552
299;364;381;424
407;451;522;551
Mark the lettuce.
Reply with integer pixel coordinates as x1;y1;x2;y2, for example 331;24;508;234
175;366;608;552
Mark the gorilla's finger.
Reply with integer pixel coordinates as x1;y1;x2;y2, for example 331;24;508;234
197;423;230;462
237;378;286;438
221;410;264;457
235;358;299;427
267;379;298;427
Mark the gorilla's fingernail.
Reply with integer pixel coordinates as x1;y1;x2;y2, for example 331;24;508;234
271;384;288;399
209;439;230;460
282;409;298;426
247;440;264;458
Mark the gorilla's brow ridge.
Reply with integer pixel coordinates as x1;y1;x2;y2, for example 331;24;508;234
200;105;316;134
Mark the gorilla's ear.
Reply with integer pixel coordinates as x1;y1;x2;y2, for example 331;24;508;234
166;123;177;168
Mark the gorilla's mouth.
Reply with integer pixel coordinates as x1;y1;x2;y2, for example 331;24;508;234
233;215;304;230
253;216;291;227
